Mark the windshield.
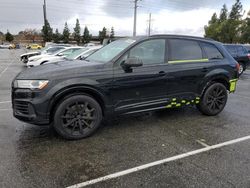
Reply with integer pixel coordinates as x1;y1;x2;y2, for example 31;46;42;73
66;48;89;59
86;39;136;63
40;46;50;54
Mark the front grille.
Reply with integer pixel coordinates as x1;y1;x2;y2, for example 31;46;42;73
15;92;32;99
14;101;29;115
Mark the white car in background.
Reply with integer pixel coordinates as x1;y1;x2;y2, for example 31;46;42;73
20;45;69;63
47;45;103;63
26;47;83;67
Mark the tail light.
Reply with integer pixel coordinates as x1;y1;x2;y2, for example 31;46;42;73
247;53;250;60
236;62;240;72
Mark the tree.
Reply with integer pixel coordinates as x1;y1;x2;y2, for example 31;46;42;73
73;19;81;45
241;11;250;43
98;27;107;44
62;22;70;43
204;0;244;43
227;0;243;43
110;27;115;38
41;19;53;42
82;26;91;44
5;31;14;42
204;13;220;41
53;29;61;43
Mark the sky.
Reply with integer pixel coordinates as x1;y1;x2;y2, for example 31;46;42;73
1;0;250;37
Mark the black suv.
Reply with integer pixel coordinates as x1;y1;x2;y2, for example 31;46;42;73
223;44;250;75
12;35;239;139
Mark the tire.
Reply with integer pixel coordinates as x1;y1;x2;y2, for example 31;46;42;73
197;83;228;116
238;62;244;75
53;95;103;140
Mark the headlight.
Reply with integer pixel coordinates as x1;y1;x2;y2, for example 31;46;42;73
14;80;49;89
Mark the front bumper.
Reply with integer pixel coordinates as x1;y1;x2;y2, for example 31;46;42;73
12;88;50;125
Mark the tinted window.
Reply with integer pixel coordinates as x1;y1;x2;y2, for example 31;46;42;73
202;43;223;60
169;39;202;61
60;48;82;56
236;46;248;56
129;39;165;65
47;47;64;54
224;45;237;56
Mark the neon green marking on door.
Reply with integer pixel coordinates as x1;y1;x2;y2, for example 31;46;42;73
168;59;209;64
181;100;186;103
195;101;200;104
172;98;177;101
196;97;200;100
186;102;190;105
176;103;181;107
166;105;172;108
171;102;177;105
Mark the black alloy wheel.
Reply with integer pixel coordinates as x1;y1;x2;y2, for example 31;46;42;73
197;83;228;116
53;95;102;139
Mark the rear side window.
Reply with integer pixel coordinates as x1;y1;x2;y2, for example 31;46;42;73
202;43;223;60
169;39;202;61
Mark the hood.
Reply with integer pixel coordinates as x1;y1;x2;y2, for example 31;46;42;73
20;51;40;57
16;60;106;80
29;54;52;61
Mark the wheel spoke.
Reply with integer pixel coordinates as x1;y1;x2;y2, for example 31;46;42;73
71;122;78;135
82;119;92;128
63;118;77;127
214;101;220;109
217;90;223;97
78;120;84;134
82;116;95;120
61;115;74;119
217;95;225;100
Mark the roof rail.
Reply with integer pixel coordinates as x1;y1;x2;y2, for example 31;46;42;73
149;34;215;41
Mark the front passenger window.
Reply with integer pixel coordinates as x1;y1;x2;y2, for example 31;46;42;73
129;39;165;65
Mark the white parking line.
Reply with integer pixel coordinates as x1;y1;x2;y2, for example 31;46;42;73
0;109;11;111
67;135;250;188
0;101;11;104
0;64;11;78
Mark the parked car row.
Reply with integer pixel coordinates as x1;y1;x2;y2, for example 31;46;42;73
223;44;250;75
20;44;103;67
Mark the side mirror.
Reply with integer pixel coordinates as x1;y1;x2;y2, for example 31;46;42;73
57;53;64;56
80;55;86;60
122;57;143;69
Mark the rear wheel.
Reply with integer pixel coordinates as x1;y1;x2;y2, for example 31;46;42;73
197;83;228;116
53;95;103;140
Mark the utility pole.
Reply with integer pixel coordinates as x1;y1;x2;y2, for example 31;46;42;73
43;0;47;24
133;0;141;37
148;13;151;36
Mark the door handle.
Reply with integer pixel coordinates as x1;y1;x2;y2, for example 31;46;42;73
158;71;166;75
202;67;208;72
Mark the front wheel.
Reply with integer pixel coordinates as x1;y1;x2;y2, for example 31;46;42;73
197;83;228;116
53;95;103;140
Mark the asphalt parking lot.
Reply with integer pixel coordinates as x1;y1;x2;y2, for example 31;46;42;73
1;49;250;188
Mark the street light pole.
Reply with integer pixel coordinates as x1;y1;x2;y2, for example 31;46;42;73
133;0;140;37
